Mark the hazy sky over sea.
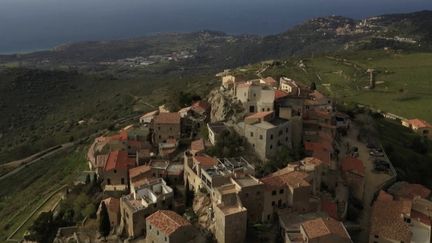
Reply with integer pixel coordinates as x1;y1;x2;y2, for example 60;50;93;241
1;0;432;53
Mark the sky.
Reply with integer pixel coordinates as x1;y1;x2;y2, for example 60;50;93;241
1;0;432;53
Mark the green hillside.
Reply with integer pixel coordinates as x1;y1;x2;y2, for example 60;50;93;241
261;50;432;122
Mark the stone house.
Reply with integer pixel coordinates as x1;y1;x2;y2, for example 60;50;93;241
235;81;275;113
279;77;302;96
98;197;120;228
102;151;136;192
184;153;219;193
370;190;432;243
300;217;352;243
341;156;365;201
260;168;317;222
241;111;292;160
120;178;174;238
146;210;196;243
207;122;228;146
212;183;247;243
152;112;181;145
402;118;432;139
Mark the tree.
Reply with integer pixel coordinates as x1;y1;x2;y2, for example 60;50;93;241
99;202;111;239
25;212;57;243
85;174;91;184
310;82;317;91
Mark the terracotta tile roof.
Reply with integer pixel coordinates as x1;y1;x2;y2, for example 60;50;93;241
376;190;394;202
261;170;310;189
236;82;252;89
104;151;135;171
302;218;350;240
191;100;210;113
129;165;152;180
275;90;290;100
245;111;274;120
146;210;191;236
153;112;181;124
194;155;218;167
304;142;332;165
388;181;431;200
263;77;277;85
341;156;365;177
107;130;129;142
370;200;412;242
321;198;339;220
405;118;432;128
411;210;431;226
191;139;205;152
127;140;148;151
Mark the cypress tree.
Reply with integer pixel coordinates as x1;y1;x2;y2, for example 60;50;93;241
99;201;111;239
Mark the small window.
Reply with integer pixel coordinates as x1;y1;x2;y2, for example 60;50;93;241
271;201;275;206
279;189;284;194
157;230;159;235
270;145;273;150
245;193;249;198
121;178;125;184
259;135;263;140
272;190;276;195
270;134;273;140
149;225;152;229
114;169;117;173
256;191;260;196
250;132;254;137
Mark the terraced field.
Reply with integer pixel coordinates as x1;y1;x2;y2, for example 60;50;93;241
0;148;86;241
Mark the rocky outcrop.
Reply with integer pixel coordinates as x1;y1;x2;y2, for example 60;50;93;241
192;193;214;231
207;89;245;123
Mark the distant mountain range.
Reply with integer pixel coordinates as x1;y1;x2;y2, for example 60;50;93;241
1;10;431;67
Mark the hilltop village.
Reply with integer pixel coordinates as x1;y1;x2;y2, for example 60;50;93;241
55;73;432;243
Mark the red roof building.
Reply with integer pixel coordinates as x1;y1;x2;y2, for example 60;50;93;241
154;112;181;124
146;210;192;236
275;90;290;100
104;151;136;172
341;157;365;177
191;100;211;114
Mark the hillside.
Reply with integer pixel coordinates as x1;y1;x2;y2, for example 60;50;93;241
0;10;432;163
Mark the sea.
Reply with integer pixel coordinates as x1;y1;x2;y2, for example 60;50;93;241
1;0;432;54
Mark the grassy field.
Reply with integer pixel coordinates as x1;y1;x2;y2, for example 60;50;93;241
0;147;87;241
310;51;432;122
262;50;432;122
